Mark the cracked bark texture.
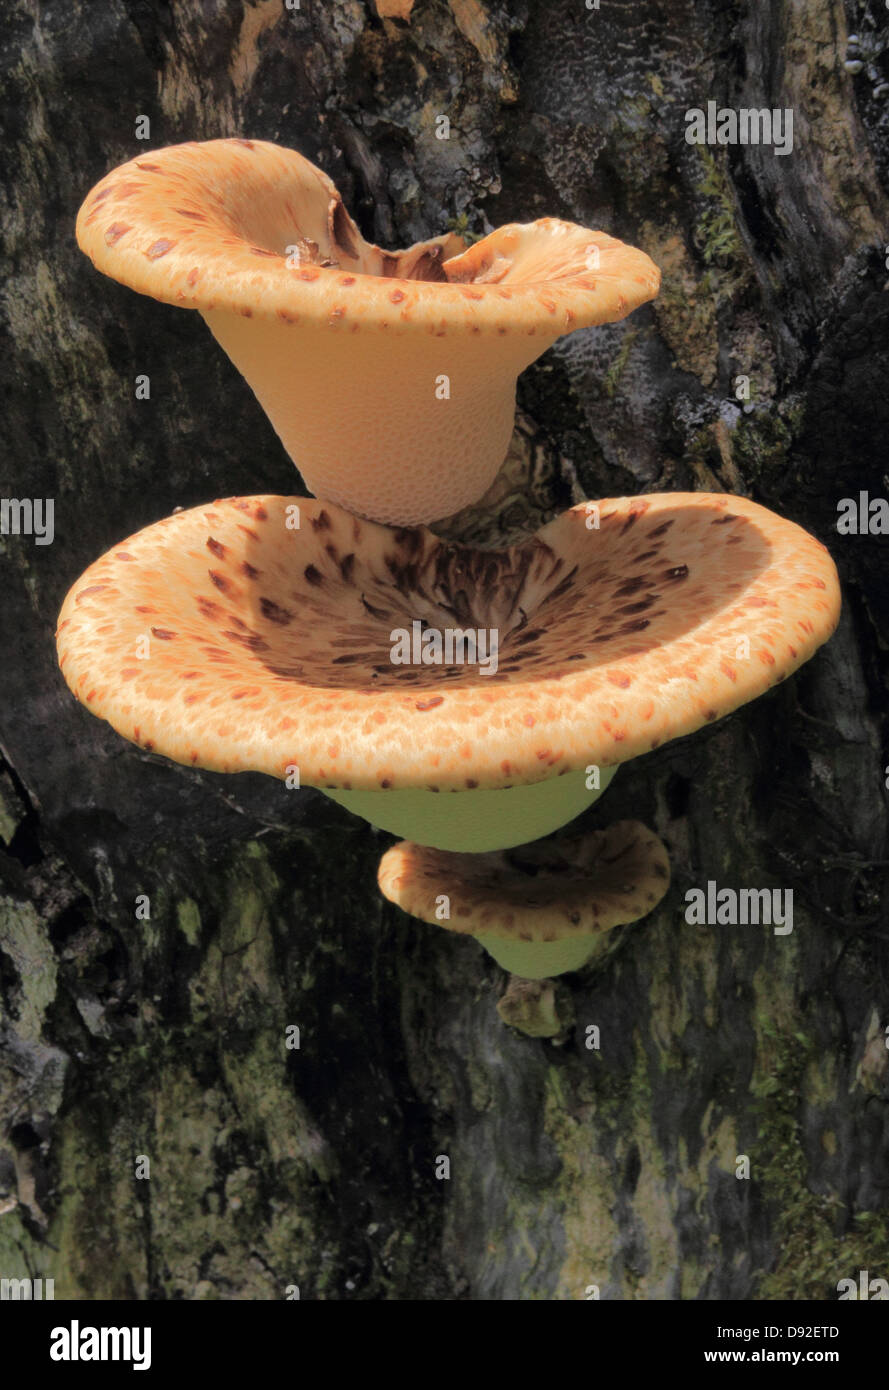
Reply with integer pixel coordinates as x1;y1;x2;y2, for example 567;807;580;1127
2;0;889;1300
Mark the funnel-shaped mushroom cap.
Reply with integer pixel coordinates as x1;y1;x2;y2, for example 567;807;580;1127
56;491;839;851
75;139;660;525
377;821;670;978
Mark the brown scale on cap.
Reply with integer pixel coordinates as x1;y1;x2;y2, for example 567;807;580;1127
377;821;670;942
56;492;840;790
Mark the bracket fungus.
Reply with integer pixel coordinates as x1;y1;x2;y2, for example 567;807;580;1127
377;821;671;980
75;139;660;526
57;491;840;857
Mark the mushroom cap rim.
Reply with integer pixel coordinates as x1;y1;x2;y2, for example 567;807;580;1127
75;138;661;335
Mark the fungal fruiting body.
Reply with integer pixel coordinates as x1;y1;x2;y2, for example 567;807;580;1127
63;146;845;1003
56;491;841;864
377;822;671;980
321;769;616;853
75;139;660;526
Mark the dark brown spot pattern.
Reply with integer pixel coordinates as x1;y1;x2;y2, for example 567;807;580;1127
55;492;840;791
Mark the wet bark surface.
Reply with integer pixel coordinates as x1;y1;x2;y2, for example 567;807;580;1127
1;0;888;1299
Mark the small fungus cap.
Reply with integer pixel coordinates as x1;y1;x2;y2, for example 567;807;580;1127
377;821;671;942
75;139;659;336
56;491;840;794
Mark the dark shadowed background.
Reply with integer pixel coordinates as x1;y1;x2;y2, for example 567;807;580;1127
1;0;888;1299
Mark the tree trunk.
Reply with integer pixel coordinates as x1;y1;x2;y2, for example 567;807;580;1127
2;0;888;1300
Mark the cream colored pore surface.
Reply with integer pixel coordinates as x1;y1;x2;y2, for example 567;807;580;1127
202;311;528;524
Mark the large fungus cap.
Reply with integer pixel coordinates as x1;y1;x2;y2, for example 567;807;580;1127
75;139;660;525
377;821;671;979
56;490;839;852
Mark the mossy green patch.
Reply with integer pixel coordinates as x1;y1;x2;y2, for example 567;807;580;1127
176;897;201;947
751;1027;889;1298
693;147;745;274
603;329;638;399
446;212;483;245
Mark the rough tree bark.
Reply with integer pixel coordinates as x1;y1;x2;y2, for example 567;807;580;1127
1;0;888;1300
